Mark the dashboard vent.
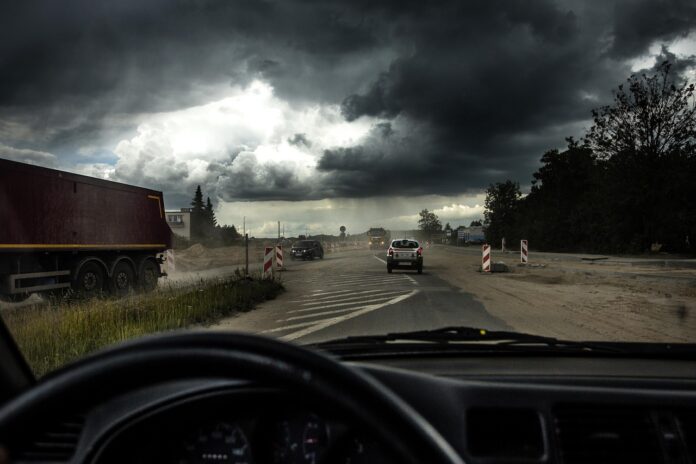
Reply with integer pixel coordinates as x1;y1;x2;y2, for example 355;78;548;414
467;408;545;459
12;415;85;462
554;407;663;464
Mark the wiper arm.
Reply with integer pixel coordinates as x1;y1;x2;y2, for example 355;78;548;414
310;326;626;353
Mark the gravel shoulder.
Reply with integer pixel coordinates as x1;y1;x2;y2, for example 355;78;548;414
424;246;696;342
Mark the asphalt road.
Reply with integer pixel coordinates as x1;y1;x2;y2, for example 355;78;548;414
212;248;511;344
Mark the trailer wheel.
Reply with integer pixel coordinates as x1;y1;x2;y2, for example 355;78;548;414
109;261;135;297
139;259;159;292
74;262;105;298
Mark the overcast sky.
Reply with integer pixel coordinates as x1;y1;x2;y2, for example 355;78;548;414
1;0;695;236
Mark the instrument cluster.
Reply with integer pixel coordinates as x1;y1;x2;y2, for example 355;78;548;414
95;391;390;464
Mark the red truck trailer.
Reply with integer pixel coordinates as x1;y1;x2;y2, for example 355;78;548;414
0;158;172;301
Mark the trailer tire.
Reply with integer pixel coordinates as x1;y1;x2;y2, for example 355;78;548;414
139;259;159;292
74;262;105;298
109;261;135;297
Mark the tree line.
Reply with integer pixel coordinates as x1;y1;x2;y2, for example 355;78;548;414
180;185;240;247
485;62;696;254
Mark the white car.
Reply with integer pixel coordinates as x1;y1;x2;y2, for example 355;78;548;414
386;238;423;274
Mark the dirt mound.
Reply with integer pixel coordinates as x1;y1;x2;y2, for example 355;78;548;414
182;243;208;257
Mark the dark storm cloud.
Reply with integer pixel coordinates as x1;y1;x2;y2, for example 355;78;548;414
2;0;696;200
610;0;696;57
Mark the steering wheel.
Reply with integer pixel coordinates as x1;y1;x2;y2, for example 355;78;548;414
0;332;464;464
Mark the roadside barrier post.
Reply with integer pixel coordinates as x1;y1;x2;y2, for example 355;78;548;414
521;240;528;264
502;237;506;253
263;247;274;277
275;245;283;270
482;244;491;273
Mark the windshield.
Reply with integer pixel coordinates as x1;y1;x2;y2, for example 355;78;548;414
391;240;419;249
1;0;696;377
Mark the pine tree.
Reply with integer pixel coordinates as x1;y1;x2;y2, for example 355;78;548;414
190;185;205;242
205;197;217;228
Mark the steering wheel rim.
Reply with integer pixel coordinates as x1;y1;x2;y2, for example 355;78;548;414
0;331;464;464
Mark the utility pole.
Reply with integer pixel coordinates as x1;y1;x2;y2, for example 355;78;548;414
243;216;248;277
245;233;249;277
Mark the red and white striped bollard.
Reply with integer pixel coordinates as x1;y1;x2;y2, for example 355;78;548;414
263;247;274;277
482;244;491;273
521;240;528;264
275;245;283;270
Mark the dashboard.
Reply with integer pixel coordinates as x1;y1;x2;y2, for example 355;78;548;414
93;388;391;464
12;355;696;464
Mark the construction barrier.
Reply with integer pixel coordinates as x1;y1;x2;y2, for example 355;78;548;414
275;245;283;270
482;244;491;272
263;247;274;277
166;249;175;273
521;239;528;264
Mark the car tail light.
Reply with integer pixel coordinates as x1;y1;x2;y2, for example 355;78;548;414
388;248;394;256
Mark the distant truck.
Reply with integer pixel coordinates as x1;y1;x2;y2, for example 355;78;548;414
367;227;390;250
0;158;172;301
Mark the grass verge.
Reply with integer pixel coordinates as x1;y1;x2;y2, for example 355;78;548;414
1;275;284;377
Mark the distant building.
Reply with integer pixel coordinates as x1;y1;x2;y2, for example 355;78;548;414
165;208;192;239
456;225;485;244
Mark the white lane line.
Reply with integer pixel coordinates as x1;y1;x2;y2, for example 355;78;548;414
307;275;404;286
404;275;419;285
290;291;406;313
290;288;386;304
283;305;385;321
280;290;419;341
374;255;387;264
299;289;406;307
316;277;409;289
309;288;354;296
261;320;317;334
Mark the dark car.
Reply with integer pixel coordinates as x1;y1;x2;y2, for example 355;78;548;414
291;240;324;260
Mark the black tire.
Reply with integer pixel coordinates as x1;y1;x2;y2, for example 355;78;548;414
139;259;159;292
73;261;105;298
109;261;135;297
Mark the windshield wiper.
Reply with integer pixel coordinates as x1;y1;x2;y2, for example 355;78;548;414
308;326;631;354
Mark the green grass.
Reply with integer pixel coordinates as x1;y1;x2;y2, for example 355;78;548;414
1;275;284;377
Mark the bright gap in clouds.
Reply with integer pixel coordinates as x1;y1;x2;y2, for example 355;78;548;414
79;80;377;200
75;80;486;237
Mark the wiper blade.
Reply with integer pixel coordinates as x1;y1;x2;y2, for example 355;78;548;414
309;326;626;353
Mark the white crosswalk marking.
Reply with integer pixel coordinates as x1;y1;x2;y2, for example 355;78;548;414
297;290;406;308
289;288;384;303
266;266;419;340
285;293;406;316
280;290;419;341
